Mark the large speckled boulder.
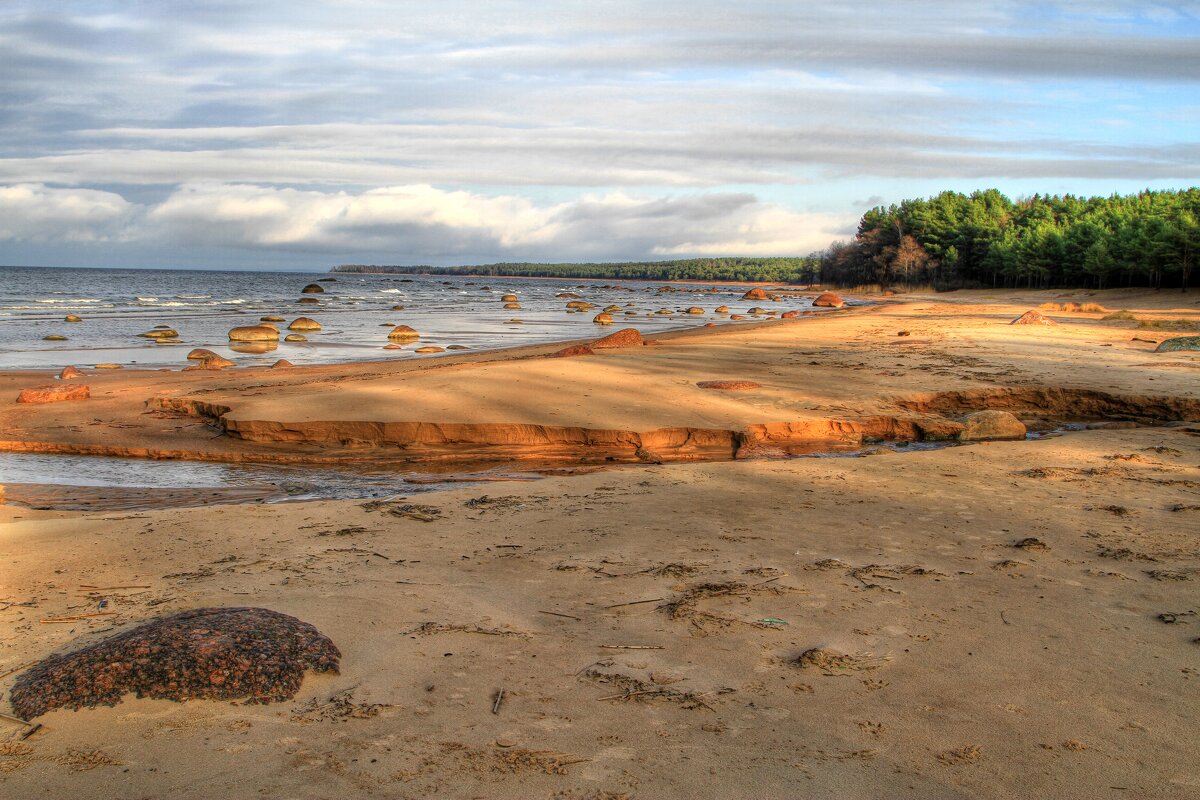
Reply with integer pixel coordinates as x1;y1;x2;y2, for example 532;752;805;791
1154;336;1200;353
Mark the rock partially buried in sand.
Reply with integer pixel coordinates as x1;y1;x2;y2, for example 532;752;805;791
1010;310;1056;326
1154;335;1200;352
43;334;67;341
742;287;768;301
415;346;445;354
446;345;469;350
551;344;595;358
696;380;762;391
288;317;321;331
593;312;614;324
17;384;90;404
58;365;83;379
301;283;325;294
781;310;802;319
229;325;280;342
64;314;82;323
388;325;420;341
9;607;340;719
184;348;235;370
593;328;644;349
271;359;294;368
959;410;1027;441
94;363;122;369
812;292;845;308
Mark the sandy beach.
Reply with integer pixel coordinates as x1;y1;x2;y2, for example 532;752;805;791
2;288;1199;798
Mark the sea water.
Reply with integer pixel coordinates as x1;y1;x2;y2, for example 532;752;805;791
0;266;829;370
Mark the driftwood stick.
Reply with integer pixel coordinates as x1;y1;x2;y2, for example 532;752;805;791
40;612;117;623
0;710;34;727
0;660;36;680
538;610;582;621
604;597;665;610
597;689;668;702
599;645;664;650
492;688;505;714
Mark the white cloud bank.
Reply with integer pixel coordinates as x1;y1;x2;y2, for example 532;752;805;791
0;184;136;242
0;183;853;260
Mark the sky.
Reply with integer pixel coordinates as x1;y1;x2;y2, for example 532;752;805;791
0;1;1198;270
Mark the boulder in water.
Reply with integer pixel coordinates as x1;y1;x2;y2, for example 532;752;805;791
742;288;768;300
593;312;614;324
184;349;235;370
297;297;320;305
140;329;179;339
301;283;325;294
686;306;704;314
504;302;522;310
288;317;321;331
388;325;420;341
261;315;285;322
501;294;518;302
43;334;67;341
64;314;82;323
229;325;280;342
714;306;730;314
58;365;83;379
812;293;844;308
415;346;445;353
284;334;307;342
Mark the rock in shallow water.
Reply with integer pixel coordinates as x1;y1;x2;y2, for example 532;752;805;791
10;607;340;719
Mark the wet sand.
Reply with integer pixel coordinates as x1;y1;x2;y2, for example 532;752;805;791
1;288;1198;798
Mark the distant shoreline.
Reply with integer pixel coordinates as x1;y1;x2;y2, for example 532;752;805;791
331;269;815;289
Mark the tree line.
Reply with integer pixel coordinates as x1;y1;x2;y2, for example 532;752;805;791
819;188;1198;290
332;257;820;284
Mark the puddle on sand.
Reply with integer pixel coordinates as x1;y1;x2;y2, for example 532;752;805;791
0;452;547;511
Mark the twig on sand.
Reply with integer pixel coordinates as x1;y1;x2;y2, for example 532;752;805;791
0;710;35;727
492;688;505;714
604;597;665;609
538;610;582;621
78;585;150;590
1000;610;1011;625
0;660;36;680
597;689;671;702
600;645;664;650
40;612;116;623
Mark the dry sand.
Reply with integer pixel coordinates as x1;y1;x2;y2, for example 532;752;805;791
1;288;1198;798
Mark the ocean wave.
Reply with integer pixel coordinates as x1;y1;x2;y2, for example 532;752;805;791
379;288;403;294
176;295;212;299
34;298;105;304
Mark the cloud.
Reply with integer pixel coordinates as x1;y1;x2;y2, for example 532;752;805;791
0;183;135;242
21;182;847;260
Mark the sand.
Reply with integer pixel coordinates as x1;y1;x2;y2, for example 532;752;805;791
1;288;1198;798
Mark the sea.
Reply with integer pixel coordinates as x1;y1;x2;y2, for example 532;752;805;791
0;266;831;371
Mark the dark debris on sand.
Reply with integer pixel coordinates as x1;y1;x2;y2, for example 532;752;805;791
10;607;340;720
